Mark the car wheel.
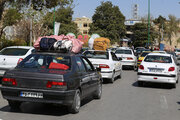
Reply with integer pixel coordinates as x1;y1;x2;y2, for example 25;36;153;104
117;70;122;79
110;72;115;83
138;81;143;87
8;100;21;110
94;81;102;99
68;90;81;114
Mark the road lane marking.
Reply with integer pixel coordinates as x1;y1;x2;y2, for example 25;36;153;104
160;95;168;109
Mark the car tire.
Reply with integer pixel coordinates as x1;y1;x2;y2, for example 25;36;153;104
8;100;21;110
94;82;102;99
68;90;81;114
138;81;143;87
110;72;115;83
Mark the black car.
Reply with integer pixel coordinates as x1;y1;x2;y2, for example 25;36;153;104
0;52;102;113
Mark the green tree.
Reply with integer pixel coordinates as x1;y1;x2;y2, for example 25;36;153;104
132;23;157;47
165;15;180;45
154;15;166;47
89;1;126;43
0;0;73;37
43;7;78;35
0;8;22;36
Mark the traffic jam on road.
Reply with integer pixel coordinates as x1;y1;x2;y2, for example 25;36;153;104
0;35;179;116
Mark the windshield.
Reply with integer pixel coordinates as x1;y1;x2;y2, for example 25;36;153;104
0;48;29;56
144;55;172;63
83;51;109;59
18;54;71;70
115;49;132;54
141;52;150;57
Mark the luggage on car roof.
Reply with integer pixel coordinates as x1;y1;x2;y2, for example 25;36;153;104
93;37;110;51
34;35;83;53
40;37;57;50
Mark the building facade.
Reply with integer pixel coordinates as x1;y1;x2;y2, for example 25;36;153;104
73;16;92;35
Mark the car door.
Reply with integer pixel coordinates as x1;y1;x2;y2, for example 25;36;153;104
81;57;100;94
75;57;91;98
111;52;121;77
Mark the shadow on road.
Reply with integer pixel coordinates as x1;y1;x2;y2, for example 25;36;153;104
132;81;173;90
0;96;94;116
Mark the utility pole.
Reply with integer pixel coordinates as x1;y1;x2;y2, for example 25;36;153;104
148;0;151;48
53;7;55;35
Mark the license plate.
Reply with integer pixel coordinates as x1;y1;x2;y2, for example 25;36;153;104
149;69;163;73
20;91;43;98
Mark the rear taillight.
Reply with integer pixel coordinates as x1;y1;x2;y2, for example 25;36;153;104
139;65;144;70
46;81;66;88
138;60;142;62
127;57;133;60
17;58;23;64
99;64;110;68
2;78;17;86
168;67;175;72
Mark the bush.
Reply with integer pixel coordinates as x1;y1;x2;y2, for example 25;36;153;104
0;37;27;50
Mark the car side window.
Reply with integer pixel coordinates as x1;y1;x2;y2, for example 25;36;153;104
81;57;94;72
111;52;119;61
75;57;86;72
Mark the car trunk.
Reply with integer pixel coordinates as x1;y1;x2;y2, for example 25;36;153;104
6;69;65;90
116;54;134;61
142;62;175;75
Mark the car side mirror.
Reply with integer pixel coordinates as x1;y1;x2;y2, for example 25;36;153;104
118;57;122;61
96;67;101;72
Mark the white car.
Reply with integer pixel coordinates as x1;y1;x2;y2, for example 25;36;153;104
83;50;122;83
0;46;35;78
115;47;137;70
137;53;179;88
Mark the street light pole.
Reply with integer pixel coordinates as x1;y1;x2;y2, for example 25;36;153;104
148;0;151;48
53;7;55;35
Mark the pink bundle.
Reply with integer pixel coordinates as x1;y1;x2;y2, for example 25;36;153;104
33;35;84;53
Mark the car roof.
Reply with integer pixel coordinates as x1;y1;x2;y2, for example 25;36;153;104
117;47;131;49
34;51;83;57
147;53;171;57
3;46;34;49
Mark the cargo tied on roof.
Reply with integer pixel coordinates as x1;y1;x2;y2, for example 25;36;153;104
33;35;84;53
93;37;111;51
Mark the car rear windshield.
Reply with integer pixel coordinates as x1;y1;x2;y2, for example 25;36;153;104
0;48;29;56
141;52;150;57
144;55;172;63
17;54;71;70
115;49;132;54
83;51;109;59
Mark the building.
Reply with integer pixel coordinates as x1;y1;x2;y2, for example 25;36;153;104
73;16;92;35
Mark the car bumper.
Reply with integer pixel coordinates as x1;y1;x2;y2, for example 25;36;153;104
137;73;177;84
0;86;76;106
121;61;136;67
101;71;113;79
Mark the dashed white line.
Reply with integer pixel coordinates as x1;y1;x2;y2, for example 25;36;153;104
160;95;168;109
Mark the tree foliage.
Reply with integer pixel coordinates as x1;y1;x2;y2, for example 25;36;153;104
89;1;126;43
165;15;180;45
132;23;157;47
43;7;78;35
154;15;166;47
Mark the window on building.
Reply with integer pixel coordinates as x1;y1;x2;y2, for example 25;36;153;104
83;23;88;27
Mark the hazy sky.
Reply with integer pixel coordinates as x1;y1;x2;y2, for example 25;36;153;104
73;0;180;19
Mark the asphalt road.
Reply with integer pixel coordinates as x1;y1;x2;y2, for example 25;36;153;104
0;70;180;120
